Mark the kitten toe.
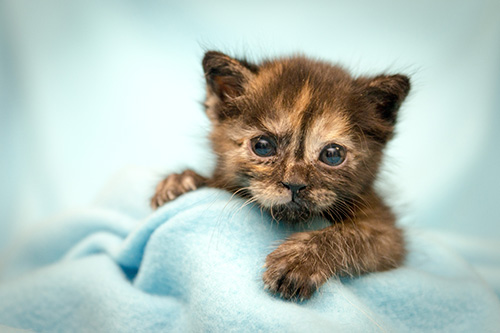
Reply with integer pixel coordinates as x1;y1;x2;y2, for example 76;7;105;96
263;260;320;301
151;170;207;209
150;178;170;209
263;233;330;300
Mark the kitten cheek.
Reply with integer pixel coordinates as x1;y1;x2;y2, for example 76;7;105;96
309;189;338;209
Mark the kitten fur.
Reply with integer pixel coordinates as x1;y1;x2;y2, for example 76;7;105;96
151;51;409;301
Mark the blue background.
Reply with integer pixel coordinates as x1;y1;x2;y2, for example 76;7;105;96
1;0;499;250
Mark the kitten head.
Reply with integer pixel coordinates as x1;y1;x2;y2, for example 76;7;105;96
203;51;410;222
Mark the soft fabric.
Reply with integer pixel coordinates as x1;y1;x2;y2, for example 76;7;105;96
1;171;499;332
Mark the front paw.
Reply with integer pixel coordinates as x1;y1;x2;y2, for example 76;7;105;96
263;232;330;300
151;170;207;209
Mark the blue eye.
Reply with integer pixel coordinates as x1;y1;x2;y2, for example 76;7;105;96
251;136;277;157
319;144;346;166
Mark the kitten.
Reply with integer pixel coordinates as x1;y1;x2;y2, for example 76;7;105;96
151;51;409;300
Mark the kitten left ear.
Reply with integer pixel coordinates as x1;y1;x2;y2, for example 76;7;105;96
202;51;258;122
363;74;410;125
203;51;256;101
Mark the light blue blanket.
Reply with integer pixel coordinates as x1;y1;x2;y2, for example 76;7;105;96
1;172;500;332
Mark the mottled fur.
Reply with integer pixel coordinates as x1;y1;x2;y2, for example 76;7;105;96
151;51;409;300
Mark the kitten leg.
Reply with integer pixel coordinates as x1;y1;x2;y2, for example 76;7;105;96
263;212;405;300
151;169;207;209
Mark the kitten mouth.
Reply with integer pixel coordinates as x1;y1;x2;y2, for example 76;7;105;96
286;200;301;209
269;201;313;222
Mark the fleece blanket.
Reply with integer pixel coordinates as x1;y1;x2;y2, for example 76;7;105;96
1;170;500;332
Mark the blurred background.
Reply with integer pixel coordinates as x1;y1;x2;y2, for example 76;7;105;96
1;0;499;251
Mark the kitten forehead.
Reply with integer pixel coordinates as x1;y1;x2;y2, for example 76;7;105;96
235;73;354;155
262;82;312;135
249;61;284;90
264;79;353;158
305;111;354;156
292;81;313;115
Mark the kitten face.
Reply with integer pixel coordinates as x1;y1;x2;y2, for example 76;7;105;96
204;52;409;222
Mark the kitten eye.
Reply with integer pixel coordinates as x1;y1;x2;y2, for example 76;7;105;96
251;136;277;157
319;143;346;166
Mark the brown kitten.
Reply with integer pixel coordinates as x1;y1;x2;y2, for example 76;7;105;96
151;51;409;300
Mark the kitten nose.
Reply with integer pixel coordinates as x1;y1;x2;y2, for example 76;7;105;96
281;182;307;196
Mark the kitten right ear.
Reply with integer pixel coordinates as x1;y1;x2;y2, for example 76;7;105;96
356;74;410;142
202;51;256;121
364;74;410;125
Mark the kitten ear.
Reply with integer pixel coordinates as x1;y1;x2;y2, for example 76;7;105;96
202;51;256;103
363;74;410;125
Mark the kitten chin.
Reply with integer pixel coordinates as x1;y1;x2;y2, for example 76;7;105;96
152;50;409;301
268;203;314;223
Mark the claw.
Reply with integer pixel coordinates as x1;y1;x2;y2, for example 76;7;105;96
166;191;175;201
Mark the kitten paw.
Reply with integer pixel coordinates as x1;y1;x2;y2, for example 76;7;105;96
151;170;207;209
263;232;330;300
